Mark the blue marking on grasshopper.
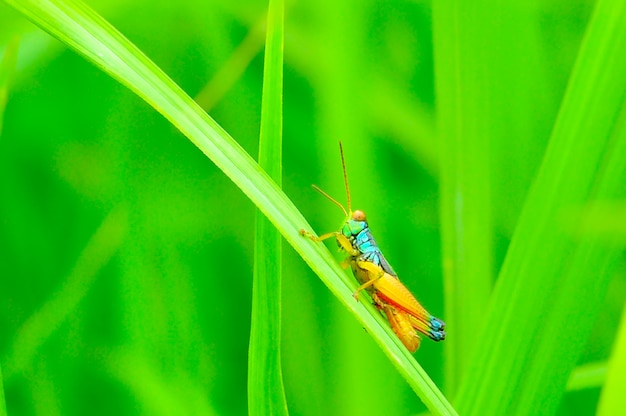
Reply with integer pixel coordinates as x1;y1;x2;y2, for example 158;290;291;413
430;327;446;340
341;214;397;277
431;317;446;333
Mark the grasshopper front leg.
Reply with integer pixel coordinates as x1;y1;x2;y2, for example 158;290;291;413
300;229;359;256
299;229;337;243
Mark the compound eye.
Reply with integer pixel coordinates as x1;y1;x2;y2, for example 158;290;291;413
352;210;367;221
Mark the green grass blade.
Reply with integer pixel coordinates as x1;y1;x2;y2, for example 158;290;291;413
0;364;5;416
598;305;626;415
432;1;495;395
248;0;288;415
566;361;607;391
3;205;127;380
194;14;265;112
368;79;439;177
0;34;18;416
0;35;19;134
2;0;456;413
456;0;626;414
106;348;218;416
563;201;626;243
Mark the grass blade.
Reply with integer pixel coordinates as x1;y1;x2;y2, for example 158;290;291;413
0;33;19;416
0;35;19;134
0;364;5;416
456;0;626;414
2;0;456;413
598;305;626;414
566;361;607;391
248;0;288;415
432;1;495;395
106;348;218;415
3;205;127;380
194;14;266;112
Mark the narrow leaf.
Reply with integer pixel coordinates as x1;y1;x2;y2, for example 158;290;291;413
248;0;288;414
566;361;607;391
598;305;626;414
432;0;495;394
0;363;6;416
0;35;20;134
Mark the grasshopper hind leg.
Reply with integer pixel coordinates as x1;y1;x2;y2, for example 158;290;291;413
352;261;385;301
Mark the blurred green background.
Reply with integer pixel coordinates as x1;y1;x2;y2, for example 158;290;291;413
1;0;624;415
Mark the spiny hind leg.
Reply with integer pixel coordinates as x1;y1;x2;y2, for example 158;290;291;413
352;261;385;301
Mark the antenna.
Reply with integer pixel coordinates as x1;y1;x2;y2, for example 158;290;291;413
339;141;352;213
310;142;353;219
312;184;348;217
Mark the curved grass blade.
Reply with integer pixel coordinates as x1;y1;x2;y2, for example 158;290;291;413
455;0;626;414
1;0;456;413
248;0;288;415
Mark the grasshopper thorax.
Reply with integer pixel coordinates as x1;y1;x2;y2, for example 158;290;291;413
342;210;368;238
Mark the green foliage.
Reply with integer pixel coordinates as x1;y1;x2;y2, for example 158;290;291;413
1;0;625;415
0;365;5;416
248;0;288;414
598;305;626;414
0;35;19;134
456;0;626;410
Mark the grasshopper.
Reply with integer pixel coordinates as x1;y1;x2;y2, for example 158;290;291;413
300;143;445;352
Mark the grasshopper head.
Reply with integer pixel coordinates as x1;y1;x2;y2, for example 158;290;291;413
341;209;368;238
